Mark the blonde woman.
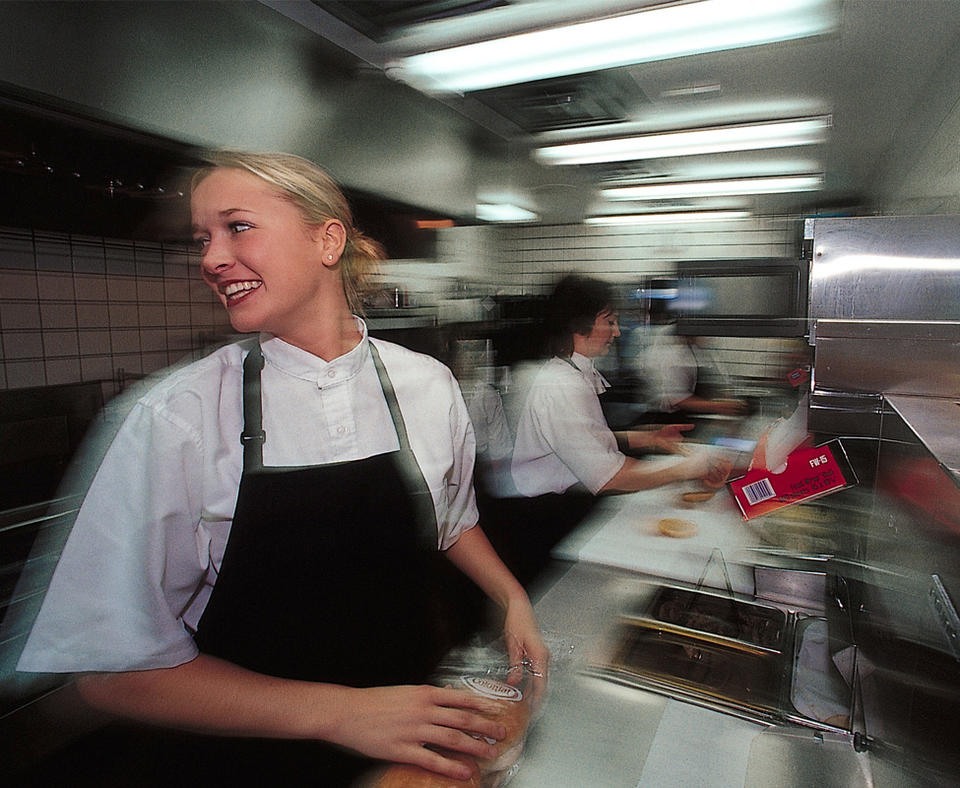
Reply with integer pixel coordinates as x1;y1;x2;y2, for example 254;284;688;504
18;152;546;785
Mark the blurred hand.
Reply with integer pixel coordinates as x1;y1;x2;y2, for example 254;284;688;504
681;452;734;488
702;454;734;488
627;423;694;454
329;684;507;780
502;596;550;713
648;423;695;453
710;399;749;417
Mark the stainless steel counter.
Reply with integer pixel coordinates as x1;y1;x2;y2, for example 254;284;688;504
886;394;960;486
512;561;880;787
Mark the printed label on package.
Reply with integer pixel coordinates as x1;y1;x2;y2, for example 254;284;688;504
728;441;852;519
461;675;523;702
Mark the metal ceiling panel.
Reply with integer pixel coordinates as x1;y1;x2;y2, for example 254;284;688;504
473;70;646;133
315;0;510;42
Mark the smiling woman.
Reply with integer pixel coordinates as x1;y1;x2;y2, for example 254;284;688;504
190;151;384;348
15;151;548;786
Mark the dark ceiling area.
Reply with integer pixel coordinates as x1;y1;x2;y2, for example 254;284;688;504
0;92;202;242
316;0;510;42
0;89;452;258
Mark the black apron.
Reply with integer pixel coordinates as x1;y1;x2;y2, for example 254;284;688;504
182;341;449;785
22;342;453;788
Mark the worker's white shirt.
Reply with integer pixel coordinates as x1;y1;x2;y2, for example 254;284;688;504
464;382;513;462
510;353;625;497
17;321;478;674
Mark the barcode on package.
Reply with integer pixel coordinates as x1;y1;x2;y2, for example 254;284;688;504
743;478;776;505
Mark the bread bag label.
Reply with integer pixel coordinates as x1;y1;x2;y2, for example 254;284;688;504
460;675;523;702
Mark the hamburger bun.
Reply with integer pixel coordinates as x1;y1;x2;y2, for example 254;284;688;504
679;491;716;506
372;751;480;788
657;517;699;539
460;676;532;774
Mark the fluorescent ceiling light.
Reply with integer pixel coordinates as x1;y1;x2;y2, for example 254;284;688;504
603;174;824;200
585;211;752;226
393;0;838;93
477;203;539;222
535;116;832;165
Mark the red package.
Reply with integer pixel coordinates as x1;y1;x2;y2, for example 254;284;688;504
728;437;857;519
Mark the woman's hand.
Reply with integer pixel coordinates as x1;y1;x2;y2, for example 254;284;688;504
682;451;734;487
646;423;695;453
502;595;550;712
442;527;550;709
619;424;694;454
326;684;507;781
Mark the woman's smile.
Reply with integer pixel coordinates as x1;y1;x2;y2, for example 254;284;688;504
222;280;263;304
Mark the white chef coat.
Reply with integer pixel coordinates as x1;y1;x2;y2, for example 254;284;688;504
17;319;478;674
641;326;698;412
510;353;625;497
464;382;512;462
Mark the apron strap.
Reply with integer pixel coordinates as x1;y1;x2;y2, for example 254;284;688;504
241;342;266;471
369;342;412;451
239;339;438;549
369;342;439;549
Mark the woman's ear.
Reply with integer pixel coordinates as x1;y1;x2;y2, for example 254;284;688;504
316;219;347;268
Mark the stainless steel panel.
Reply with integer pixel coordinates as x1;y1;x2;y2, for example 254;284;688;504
744;728;873;788
813;319;960;398
809;215;960;328
886;394;960;485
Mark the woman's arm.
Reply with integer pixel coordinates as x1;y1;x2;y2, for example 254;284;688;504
443;527;549;685
599;451;733;494
614;423;695;453
673;395;748;417
77;654;506;781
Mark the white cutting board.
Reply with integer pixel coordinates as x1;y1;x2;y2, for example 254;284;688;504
553;454;757;594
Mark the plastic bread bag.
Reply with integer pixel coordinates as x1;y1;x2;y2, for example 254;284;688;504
438;638;543;787
365;638;542;788
367;751;482;788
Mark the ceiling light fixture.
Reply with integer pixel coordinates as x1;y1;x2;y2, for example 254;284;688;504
476;203;539;222
603;173;824;200
585;210;752;226
535;116;832;165
392;0;838;93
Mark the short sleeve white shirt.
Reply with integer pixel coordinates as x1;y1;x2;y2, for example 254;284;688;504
17;320;478;674
644;327;698;412
510;354;625;497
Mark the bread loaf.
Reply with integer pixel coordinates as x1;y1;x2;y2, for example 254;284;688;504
459;676;531;776
369;675;533;788
372;751;480;788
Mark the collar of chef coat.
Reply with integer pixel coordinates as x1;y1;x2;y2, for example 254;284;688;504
568;351;610;395
258;317;369;385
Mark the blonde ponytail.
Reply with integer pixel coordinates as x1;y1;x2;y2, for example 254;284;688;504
341;230;385;315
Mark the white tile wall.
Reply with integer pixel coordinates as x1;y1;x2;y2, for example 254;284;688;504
0;227;231;392
437;218;807;382
1;218;807;393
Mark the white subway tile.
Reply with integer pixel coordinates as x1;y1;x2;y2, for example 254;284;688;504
77;303;110;328
5;360;45;388
3;332;44;359
79;330;112;355
4;302;42;330
45;358;82;385
37;271;76;300
42;330;80;357
80;355;113;382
